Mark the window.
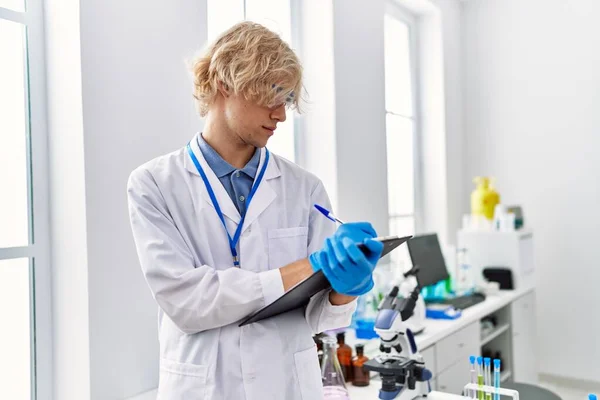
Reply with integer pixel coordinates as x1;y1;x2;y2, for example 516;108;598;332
384;5;420;268
1;1;50;399
207;0;297;162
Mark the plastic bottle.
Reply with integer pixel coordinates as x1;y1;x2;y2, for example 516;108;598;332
493;204;506;231
471;177;500;220
455;248;474;295
353;293;379;339
321;336;350;400
336;332;353;382
443;244;457;294
351;344;370;387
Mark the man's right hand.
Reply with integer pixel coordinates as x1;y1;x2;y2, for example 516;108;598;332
308;222;384;296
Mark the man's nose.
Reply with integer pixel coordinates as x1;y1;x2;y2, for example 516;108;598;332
271;104;287;123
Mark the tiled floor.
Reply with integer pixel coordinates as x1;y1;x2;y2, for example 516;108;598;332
538;380;596;400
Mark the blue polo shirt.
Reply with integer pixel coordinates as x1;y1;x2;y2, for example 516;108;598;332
197;134;260;216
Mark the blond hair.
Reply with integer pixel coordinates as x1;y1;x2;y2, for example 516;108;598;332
190;21;303;117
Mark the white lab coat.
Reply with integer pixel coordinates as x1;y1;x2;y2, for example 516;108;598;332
127;133;356;400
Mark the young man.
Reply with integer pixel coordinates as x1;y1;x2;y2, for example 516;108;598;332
127;22;383;400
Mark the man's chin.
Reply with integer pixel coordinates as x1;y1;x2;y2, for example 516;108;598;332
252;137;269;149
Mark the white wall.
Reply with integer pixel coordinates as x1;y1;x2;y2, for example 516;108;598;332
45;0;208;398
431;0;466;242
45;0;90;399
332;0;391;235
463;0;600;383
80;1;208;397
296;0;339;211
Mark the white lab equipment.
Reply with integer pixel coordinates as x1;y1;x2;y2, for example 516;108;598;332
457;229;534;289
127;133;357;400
364;284;432;400
463;214;493;232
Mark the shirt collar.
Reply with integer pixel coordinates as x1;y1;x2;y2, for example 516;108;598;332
240;146;260;178
197;133;260;179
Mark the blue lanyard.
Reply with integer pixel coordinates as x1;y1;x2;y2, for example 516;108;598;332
186;143;270;267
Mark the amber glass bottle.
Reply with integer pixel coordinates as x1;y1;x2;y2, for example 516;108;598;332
336;332;353;382
351;344;370;387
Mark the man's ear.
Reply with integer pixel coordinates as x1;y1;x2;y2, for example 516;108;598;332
217;81;231;98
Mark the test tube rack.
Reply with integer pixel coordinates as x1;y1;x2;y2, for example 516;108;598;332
426;385;519;400
463;383;519;400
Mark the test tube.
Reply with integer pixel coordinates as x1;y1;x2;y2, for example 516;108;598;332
470;356;476;399
477;357;484;400
493;359;501;400
484;358;492;400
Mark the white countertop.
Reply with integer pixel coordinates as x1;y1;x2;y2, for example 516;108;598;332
347;386;468;400
346;280;535;353
346;378;384;399
414;280;535;350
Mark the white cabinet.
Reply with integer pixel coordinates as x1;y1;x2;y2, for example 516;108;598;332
436;360;470;395
511;292;538;383
427;322;479;395
436;323;480;374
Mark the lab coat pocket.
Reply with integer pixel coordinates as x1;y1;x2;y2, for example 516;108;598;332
157;358;207;400
268;227;309;269
294;345;323;400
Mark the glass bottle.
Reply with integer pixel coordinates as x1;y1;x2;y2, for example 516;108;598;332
351;344;370;387
321;336;350;400
336;332;353;382
456;248;474;295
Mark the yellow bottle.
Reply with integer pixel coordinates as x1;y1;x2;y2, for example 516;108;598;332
471;177;500;220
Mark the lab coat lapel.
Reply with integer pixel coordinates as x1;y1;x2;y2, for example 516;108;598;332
184;134;241;224
241;148;281;234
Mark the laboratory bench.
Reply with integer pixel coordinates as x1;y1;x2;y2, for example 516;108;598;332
345;279;537;397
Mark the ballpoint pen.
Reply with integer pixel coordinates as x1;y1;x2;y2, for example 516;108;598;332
314;204;345;224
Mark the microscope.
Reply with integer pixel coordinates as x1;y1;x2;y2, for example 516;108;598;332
364;268;433;400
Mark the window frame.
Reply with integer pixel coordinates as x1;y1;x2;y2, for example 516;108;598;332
384;1;423;236
0;2;52;399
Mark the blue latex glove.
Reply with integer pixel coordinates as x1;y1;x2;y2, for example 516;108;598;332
309;222;384;296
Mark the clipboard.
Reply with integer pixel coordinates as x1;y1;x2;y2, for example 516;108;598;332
239;235;412;326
